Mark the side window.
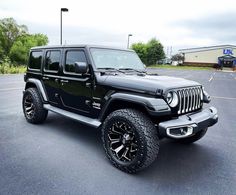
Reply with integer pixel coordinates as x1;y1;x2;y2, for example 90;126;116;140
45;50;60;72
28;51;42;70
65;50;87;73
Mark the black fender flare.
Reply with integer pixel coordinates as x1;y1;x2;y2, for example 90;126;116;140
99;92;171;121
25;78;48;102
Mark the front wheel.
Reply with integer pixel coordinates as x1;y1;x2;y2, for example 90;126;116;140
101;109;160;173
174;128;208;144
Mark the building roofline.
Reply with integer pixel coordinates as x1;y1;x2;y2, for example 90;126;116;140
179;44;236;53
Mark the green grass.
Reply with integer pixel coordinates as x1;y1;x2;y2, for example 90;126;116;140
0;63;26;74
149;64;213;70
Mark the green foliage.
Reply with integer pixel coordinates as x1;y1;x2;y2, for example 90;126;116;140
9;34;48;64
146;38;165;65
131;42;148;64
0;17;48;70
171;53;185;63
0;18;28;57
131;38;165;66
0;57;26;74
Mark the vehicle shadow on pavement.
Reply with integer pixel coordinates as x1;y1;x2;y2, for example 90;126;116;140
42;113;104;152
41;113;219;183
138;138;220;183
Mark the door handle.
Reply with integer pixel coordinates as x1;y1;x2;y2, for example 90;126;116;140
86;83;91;88
42;76;49;80
61;79;69;83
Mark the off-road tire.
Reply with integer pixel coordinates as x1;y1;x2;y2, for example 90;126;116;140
101;109;159;173
22;88;48;124
175;128;208;144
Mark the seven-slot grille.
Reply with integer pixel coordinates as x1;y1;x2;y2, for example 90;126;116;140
177;86;202;114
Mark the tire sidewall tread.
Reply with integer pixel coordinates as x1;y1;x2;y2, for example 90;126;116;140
22;88;48;124
101;109;159;173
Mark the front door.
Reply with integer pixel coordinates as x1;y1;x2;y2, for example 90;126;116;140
59;49;92;115
42;49;62;106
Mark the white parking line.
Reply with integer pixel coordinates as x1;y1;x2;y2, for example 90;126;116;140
212;96;236;100
209;76;213;82
0;88;23;92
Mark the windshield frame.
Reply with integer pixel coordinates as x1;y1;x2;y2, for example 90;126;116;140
89;47;145;72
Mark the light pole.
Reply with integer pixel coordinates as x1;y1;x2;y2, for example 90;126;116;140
127;34;132;49
60;8;69;45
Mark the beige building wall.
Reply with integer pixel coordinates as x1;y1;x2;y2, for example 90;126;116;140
184;48;236;64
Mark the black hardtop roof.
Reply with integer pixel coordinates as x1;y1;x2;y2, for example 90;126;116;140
31;44;133;52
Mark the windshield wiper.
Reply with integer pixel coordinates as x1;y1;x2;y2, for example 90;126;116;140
97;67;125;73
118;68;146;74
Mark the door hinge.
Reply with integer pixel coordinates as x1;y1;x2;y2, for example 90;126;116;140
85;100;91;106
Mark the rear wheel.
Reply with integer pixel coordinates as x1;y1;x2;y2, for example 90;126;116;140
174;128;208;144
22;88;48;124
102;109;159;173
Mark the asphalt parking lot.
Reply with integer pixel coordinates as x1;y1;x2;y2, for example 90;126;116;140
0;69;236;195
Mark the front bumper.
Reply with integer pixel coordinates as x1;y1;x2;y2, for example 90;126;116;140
158;107;218;139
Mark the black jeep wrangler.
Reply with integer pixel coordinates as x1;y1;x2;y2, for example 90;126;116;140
23;45;218;173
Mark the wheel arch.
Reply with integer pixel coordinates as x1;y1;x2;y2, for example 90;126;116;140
99;93;171;122
100;99;149;122
25;79;48;102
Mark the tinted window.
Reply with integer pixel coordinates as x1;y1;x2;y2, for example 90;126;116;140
65;50;87;73
29;51;42;70
45;51;60;71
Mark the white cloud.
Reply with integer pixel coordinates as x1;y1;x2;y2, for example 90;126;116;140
0;0;236;52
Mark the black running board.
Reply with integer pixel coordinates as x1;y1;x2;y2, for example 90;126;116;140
43;104;101;128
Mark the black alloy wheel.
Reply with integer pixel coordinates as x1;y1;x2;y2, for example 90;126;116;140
24;94;35;119
108;121;139;163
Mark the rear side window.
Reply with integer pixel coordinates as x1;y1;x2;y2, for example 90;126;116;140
65;50;87;73
45;50;61;72
29;51;42;70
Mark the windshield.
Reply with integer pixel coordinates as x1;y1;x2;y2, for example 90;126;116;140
90;48;145;70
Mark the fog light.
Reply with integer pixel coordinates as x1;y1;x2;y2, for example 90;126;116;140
167;126;194;138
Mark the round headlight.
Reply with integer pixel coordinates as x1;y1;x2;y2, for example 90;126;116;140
166;91;179;107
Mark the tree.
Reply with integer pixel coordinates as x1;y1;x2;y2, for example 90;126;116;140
9;34;48;64
131;38;165;66
0;17;48;65
131;42;147;64
0;18;28;57
171;53;185;64
146;38;165;65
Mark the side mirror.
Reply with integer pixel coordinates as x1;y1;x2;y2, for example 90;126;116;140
74;62;88;74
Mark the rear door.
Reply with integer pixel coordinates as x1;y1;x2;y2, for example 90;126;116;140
59;48;92;115
42;49;62;106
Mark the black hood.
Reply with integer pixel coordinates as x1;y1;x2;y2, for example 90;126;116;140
97;74;201;94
